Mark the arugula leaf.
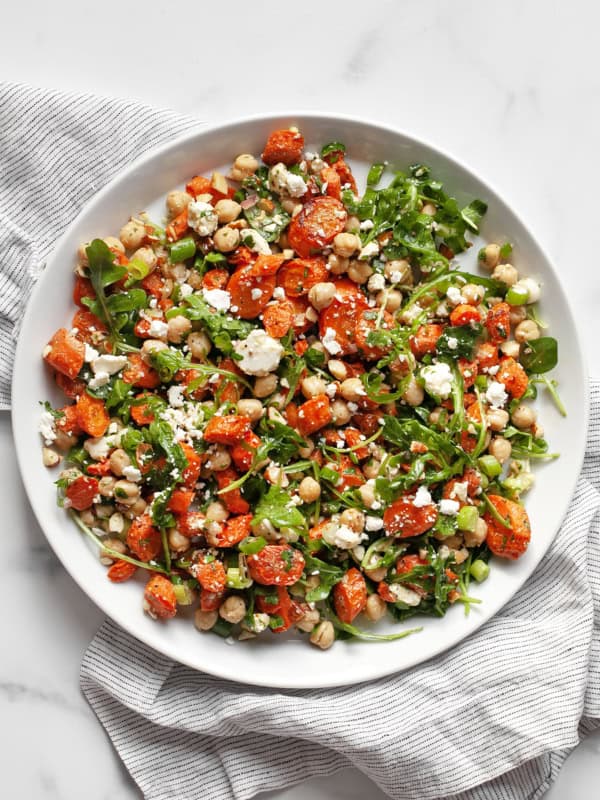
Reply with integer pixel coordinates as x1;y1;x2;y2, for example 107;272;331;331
436;324;482;360
150;488;176;531
519;337;558;374
105;378;134;412
147;420;188;473
460;199;487;232
251;485;307;533
256;417;307;464
302;553;345;602
367;163;386;187
244;202;290;243
321;141;345;162
85;239;136;351
381;415;460;460
183;295;255;355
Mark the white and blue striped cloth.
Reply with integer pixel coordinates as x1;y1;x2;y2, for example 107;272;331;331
2;83;600;800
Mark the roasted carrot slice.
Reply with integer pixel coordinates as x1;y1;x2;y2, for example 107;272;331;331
262;128;305;166
44;328;85;380
287;197;347;257
75;392;110;437
333;567;367;623
226;265;276;319
276;257;329;297
484;495;531;559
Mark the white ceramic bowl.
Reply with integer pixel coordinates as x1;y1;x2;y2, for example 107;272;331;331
12;114;587;688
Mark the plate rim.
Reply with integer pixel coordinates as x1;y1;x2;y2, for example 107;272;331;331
11;111;589;687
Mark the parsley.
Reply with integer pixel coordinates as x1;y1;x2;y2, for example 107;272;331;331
182;295;256;355
252;485;307;534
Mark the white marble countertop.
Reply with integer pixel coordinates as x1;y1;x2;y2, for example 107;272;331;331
1;1;600;797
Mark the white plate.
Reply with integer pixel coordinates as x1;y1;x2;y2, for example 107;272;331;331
12;114;587;688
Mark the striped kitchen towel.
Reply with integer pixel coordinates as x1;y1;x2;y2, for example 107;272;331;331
2;82;599;800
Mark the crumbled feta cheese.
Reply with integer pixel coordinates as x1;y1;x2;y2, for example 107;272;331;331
84;436;110;460
322;523;364;550
179;284;193;298
365;515;384;532
359;241;380;260
387;584;422;606
160;402;204;443
325;382;337;398
245;613;270;634
149;319;169;339
367;273;386;292
488;364;500;376
167;385;185;408
91;354;128;376
122;465;142;482
240;229;271;255
188;200;218;237
359;219;374;230
446;286;465;306
250;288;263;300
233;329;283;376
84;344;99;362
413;485;433;507
88;371;110;389
439;498;460;516
486;380;508;408
421;362;453;399
450;481;469;503
401;303;423;324
347;401;359;413
322;327;342;355
38;410;56;445
273;286;286;300
202;288;231;312
446;336;458;351
268;163;307;198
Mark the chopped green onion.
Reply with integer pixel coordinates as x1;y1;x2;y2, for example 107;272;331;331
173;583;195;605
505;285;529;305
470;559;490;583
127;257;150;281
367;163;385;186
239;536;267;555
211;618;233;638
478;454;502;478
169;236;196;262
226;568;253;589
456;505;479;532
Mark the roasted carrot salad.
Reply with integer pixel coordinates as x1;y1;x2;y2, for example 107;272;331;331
40;127;562;649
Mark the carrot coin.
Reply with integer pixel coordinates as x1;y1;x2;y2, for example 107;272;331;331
483;494;531;559
409;324;444;358
144;575;177;619
333;567;367;623
204;414;251;445
262;300;295;339
485;302;511;344
122;353;161;389
127;513;162;561
383;495;438;537
75;392;110;437
276;257;329;297
107;560;137;583
496;356;528;399
318;278;369;356
287;197;348;258
297;394;332;436
355;308;395;360
247;544;305;586
226;265;276;319
44;328;85;380
193;554;227;593
65;475;99;511
262;128;304;166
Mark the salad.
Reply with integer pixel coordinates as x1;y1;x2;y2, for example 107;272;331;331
40;127;561;650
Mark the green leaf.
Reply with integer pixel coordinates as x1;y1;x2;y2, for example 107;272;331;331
321;141;346;162
436;324;482;360
519;337;558;374
183;295;255;355
252;485;307;533
302;553;344;602
461;199;487;232
244;202;290;243
147;420;188;473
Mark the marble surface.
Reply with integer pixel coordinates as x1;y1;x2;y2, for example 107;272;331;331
1;1;600;797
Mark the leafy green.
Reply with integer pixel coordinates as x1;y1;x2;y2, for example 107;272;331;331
105;378;134;412
330;615;422;642
321;141;345;162
256;417;307;465
302;553;344;602
436;324;482;360
243;201;290;243
461;199;488;231
41;400;64;419
147;420;188;473
252;485;307;534
381;415;461;460
183;295;255;355
519;337;558;374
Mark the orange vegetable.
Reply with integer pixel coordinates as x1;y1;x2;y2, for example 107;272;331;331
355;308;395;360
320;166;342;200
144;575;177;619
167;488;195;515
329;158;357;193
333;567;367;623
496;356;528;399
210;513;253;548
396;554;429;575
484;495;531;559
54;372;85;400
73;275;95;308
166;208;189;242
450;304;482;326
318;278;369;355
277;257;329;297
86;460;112;477
343;427;369;460
297;394;332;436
177;511;206;538
202;268;230;290
226;265;276;319
122;353;161;389
107;560;137;583
329;455;365;489
75;392;110;437
185;175;211;197
261;128;304;166
256;586;304;632
247;544;305;586
216;468;250;514
262;300;295;339
180;442;202;489
141;271;166;299
200;588;225;611
476;341;500;370
383;495;438;537
44;328;85;380
56;404;83;436
248;254;287;278
287;197;348;257
72;308;107;343
231;430;261;472
377;582;398;603
485;302;511;344
204;414;251;445
65;475;99;510
458;358;478;389
127;513;162;561
409;324;444;359
130;393;155;426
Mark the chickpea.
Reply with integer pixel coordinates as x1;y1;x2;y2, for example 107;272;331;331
461;283;486;304
347;260;373;285
509;305;527;326
492;263;518;286
187;270;203;289
127;497;147;518
310;620;335;650
42;448;61;468
162;262;188;283
298;477;321;503
79;509;95;526
166;190;191;217
99;537;127;566
109;448;131;477
139;339;167;366
480;243;501;271
184;331;210;361
167;315;192;344
296;608;320;633
358;482;376;508
328;359;348;381
402;377;424;407
230;153;259;181
333;232;361;258
464;517;488;548
265;464;289;487
205;445;231;472
54;429;78;451
219;595;246;624
97;476;116;498
131;246;157;272
308;281;336;310
165;528;188;553
301;375;327;399
500;340;520;358
345;215;361;232
489;437;512;463
515;320;540;343
340;377;365;402
327;253;349;275
511;404;536;429
194;608;218;632
376;289;403;311
214;198;241;224
77;241;91;267
365;566;387;582
103;236;125;254
254;374;277;398
384;259;413;286
339;508;365;533
429;407;443;425
206;500;229;522
330;399;351;426
213;225;240;253
113;480;141;506
237;398;263;422
298;438;315;458
364;594;387;622
280;197;303;217
362;459;382;480
487;408;509;432
119;218;146;250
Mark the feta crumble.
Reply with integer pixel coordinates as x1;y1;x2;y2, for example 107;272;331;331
268;163;308;198
122;465;142;482
233;329;283;376
322;523;365;550
38;410;56;445
188;200;218;237
421;362;453;399
446;336;458;351
486;380;508;408
148;319;169;339
439;498;460;516
167;385;185;408
359;241;380;260
322;327;342;355
202;288;231;312
365;515;384;532
91;354;128;376
413;485;433;507
240;229;271;255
